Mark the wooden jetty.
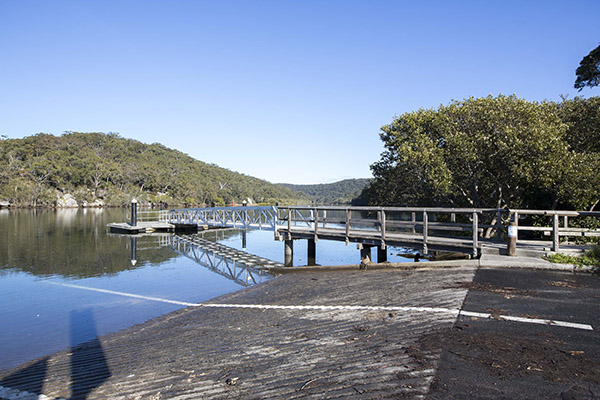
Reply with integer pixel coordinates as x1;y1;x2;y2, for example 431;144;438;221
110;202;600;267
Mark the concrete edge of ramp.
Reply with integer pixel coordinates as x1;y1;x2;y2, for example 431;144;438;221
265;255;599;274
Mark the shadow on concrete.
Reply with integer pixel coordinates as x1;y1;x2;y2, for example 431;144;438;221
69;308;111;399
0;357;49;395
0;309;113;399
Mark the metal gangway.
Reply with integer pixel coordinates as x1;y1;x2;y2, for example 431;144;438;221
161;206;279;231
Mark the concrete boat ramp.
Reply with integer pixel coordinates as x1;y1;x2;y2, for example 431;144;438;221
1;258;598;399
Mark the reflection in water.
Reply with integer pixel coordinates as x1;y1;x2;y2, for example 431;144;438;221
168;235;274;287
0;210;266;374
0;208;177;278
130;236;137;266
55;208;79;226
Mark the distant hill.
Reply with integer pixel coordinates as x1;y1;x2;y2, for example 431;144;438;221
0;132;306;207
278;179;370;205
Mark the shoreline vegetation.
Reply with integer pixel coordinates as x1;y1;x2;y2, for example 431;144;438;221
543;245;600;268
0;132;368;209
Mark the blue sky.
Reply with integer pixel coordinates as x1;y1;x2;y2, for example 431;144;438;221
1;0;598;184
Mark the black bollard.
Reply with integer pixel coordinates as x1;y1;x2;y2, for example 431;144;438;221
130;199;138;226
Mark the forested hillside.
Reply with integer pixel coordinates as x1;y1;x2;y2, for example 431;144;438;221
0;132;305;207
279;179;370;205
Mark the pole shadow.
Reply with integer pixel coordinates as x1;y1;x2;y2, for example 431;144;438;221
69;308;111;399
0;309;111;399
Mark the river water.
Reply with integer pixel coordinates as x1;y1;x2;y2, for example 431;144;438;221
0;208;412;371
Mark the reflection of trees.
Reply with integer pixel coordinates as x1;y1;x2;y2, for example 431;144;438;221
0;209;178;278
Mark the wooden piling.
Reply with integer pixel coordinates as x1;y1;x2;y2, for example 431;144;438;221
284;240;294;267
360;245;372;264
308;239;316;266
377;246;387;263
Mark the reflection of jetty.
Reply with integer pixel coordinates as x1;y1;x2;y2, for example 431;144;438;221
168;235;279;286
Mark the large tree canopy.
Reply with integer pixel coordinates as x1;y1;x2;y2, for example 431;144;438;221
575;43;600;91
363;95;600;211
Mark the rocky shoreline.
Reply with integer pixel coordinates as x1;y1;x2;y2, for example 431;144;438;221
0;193;119;209
0;193;181;209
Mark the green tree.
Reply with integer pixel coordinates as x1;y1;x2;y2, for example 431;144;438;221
555;97;600;210
364;95;599;211
575;43;600;91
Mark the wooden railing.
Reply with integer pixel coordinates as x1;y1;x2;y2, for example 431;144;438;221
276;206;506;257
162;205;600;255
276;206;600;255
509;210;600;252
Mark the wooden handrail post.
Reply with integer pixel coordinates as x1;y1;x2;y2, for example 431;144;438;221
273;206;278;238
381;209;386;242
422;210;428;254
411;212;416;234
313;208;319;239
553;214;560;252
496;209;502;239
345;208;350;244
472;211;478;258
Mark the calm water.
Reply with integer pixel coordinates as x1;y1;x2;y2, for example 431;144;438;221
0;208;412;371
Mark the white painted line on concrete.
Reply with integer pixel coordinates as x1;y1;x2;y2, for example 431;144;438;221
44;281;594;331
203;303;459;315
459;310;594;330
43;281;199;307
